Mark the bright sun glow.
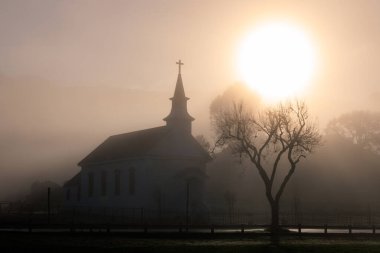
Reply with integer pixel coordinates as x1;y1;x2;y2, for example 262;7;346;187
237;22;316;101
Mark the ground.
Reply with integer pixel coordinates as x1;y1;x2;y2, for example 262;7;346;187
1;233;380;253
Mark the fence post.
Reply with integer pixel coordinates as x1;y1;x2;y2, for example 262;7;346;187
241;224;245;234
140;208;144;225
373;226;376;234
144;224;148;234
211;224;214;234
348;225;352;234
324;224;328;234
28;210;33;233
298;224;302;235
88;207;91;224
28;218;32;233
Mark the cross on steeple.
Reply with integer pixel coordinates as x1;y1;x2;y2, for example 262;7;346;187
176;60;184;74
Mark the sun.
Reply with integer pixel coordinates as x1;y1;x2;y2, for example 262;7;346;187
237;22;316;101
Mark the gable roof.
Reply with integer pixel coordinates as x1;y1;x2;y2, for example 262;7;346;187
79;126;169;166
63;172;80;187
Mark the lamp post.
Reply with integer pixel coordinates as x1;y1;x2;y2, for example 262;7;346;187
186;179;190;232
47;187;51;225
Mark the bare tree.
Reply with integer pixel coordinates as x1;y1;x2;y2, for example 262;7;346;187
212;100;321;232
195;135;211;153
210;83;261;117
327;111;380;154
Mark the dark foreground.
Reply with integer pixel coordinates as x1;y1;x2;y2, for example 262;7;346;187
2;233;380;253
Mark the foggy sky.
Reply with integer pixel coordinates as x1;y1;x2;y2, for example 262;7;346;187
1;0;380;199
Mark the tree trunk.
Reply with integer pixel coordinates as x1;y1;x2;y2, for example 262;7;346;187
270;201;280;233
269;201;280;245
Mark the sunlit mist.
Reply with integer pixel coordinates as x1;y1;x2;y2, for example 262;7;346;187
1;0;380;225
237;22;316;101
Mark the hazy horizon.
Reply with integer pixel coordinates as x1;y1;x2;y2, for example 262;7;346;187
1;0;380;200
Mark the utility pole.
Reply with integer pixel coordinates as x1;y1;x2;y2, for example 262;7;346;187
47;187;51;225
186;180;189;232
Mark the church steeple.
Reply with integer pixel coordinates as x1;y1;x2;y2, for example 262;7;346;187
163;60;194;134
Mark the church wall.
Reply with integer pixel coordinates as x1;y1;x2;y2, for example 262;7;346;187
78;159;153;209
145;157;208;214
66;157;208;215
63;185;80;205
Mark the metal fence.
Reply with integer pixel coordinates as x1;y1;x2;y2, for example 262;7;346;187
1;205;380;228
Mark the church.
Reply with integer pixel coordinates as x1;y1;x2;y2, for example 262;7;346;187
63;61;211;216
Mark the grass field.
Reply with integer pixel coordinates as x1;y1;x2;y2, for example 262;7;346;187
1;233;380;252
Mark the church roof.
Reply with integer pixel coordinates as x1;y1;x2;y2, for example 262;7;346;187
63;172;80;187
79;126;169;166
79;61;210;167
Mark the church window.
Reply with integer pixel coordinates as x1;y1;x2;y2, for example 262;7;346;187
129;167;135;195
101;171;107;196
88;173;94;197
114;169;121;196
77;183;81;201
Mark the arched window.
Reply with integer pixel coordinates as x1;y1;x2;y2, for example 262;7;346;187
129;167;135;195
88;173;94;197
101;171;107;196
114;169;121;196
77;183;81;201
